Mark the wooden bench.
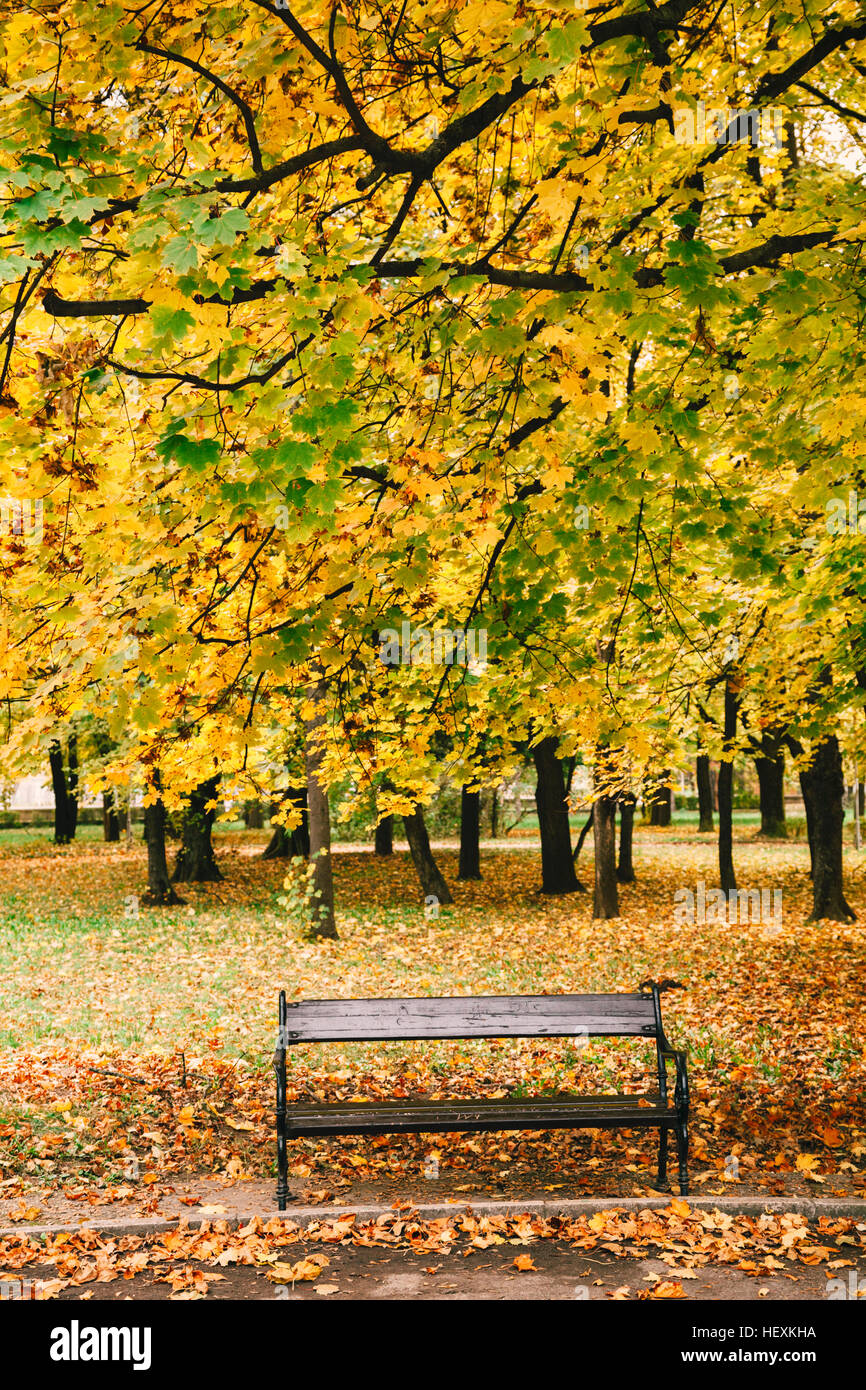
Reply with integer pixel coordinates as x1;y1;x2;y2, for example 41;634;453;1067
273;984;689;1209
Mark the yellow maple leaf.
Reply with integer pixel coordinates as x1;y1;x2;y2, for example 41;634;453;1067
268;1255;329;1284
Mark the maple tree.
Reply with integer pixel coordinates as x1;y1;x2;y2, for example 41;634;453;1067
2;8;866;1319
0;0;864;925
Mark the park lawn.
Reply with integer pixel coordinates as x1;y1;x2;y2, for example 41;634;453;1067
0;831;864;1207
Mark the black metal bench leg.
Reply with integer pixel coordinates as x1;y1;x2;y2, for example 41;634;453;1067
656;1125;670;1189
675;1120;689;1196
274;1058;289;1211
274;992;289;1212
275;1106;288;1213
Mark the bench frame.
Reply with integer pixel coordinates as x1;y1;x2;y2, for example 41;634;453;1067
273;985;689;1209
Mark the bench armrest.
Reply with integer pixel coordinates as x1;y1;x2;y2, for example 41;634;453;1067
658;1044;689;1114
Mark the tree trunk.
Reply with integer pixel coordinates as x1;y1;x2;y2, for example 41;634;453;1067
289;786;311;856
173;776;222;882
784;731;822;884
263;787;309;858
374;813;393;856
263;822;291;858
403;804;453;904
785;733;816;878
304;681;337;938
572;809;593;866
718;682;738;893
142;790;182;906
533;736;581;894
94;728;119;841
592;792;620;919
48;739;75;844
67;733;79;837
489;788;499;839
102;791;121;842
617;793;636;883
648;772;672;825
801;736;855;921
755;735;786;837
696;754;714;833
801;767;815;876
458;787;481;880
243;801;264;829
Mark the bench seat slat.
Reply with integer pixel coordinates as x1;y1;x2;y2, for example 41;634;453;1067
282;992;657;1042
286;1093;674;1137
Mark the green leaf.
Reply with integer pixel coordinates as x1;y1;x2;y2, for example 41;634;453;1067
150;306;195;343
271;437;318;478
196;207;249;248
156;432;221;471
128;218;173;251
161;236;199;274
0;253;31;284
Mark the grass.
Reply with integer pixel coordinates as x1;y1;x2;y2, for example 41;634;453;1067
0;829;863;1200
0;805;807;850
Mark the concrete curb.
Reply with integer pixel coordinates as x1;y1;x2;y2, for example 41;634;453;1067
3;1195;865;1241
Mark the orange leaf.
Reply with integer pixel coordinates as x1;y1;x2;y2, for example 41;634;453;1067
650;1280;687;1299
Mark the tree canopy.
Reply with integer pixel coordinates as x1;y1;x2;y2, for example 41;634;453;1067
1;0;865;872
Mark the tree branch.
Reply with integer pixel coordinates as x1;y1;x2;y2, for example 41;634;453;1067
755;19;866;104
136;39;264;174
795;79;866;124
42;289;152;317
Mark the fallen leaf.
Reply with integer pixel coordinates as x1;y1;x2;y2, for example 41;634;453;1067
649;1280;687;1299
267;1255;330;1284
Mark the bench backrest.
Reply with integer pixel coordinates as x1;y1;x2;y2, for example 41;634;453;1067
278;991;659;1043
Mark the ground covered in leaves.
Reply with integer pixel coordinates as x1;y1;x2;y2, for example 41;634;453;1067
1;1205;865;1301
0;829;864;1223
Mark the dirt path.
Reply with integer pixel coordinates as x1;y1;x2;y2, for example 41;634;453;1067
7;1237;864;1301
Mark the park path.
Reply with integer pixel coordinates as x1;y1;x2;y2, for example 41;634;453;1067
6;1235;864;1301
